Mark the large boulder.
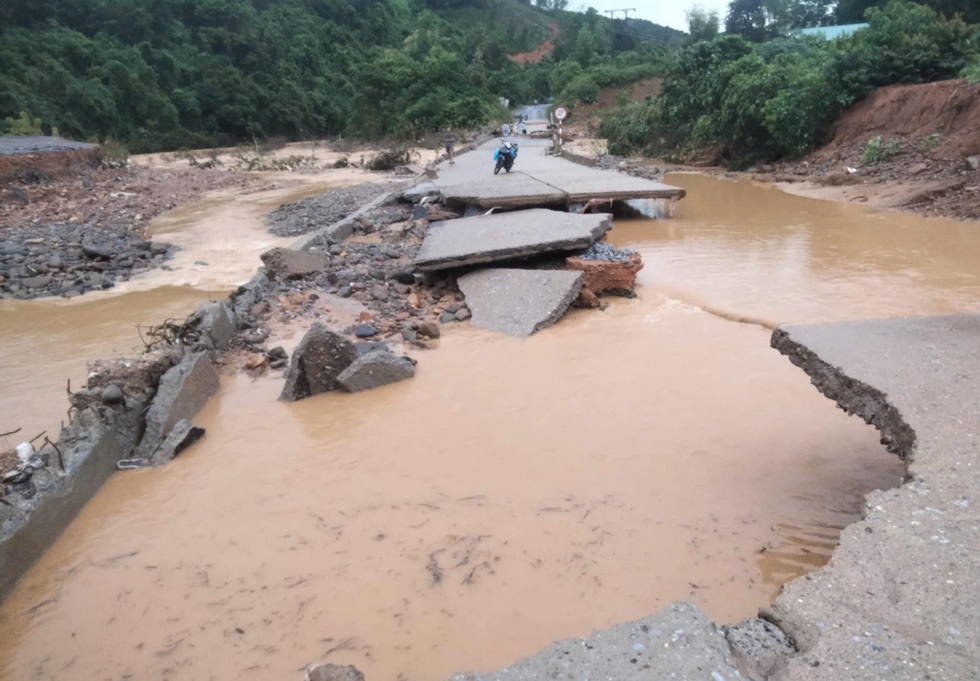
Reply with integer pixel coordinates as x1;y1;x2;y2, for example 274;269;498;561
280;323;358;401
337;350;417;393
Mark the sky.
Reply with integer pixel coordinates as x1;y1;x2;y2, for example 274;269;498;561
571;0;731;32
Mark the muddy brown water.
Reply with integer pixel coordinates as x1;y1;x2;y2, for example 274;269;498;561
2;173;979;681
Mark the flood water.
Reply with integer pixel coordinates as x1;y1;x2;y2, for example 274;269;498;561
1;173;979;681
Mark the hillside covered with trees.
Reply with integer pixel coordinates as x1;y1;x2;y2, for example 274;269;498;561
0;0;682;151
601;0;980;165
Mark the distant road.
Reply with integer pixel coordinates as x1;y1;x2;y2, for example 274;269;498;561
0;136;98;155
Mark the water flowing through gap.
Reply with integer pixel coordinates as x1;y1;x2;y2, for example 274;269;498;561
2;172;979;681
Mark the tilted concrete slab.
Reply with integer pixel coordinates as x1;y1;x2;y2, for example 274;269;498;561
429;137;685;209
414;209;611;271
768;314;980;679
457;268;583;337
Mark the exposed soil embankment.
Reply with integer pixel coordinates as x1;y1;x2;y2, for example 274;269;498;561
754;80;980;221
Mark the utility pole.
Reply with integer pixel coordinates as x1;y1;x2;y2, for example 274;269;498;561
603;8;635;19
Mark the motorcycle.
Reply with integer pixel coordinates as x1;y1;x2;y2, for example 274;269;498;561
493;140;518;174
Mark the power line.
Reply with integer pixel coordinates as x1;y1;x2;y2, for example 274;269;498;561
603;8;636;20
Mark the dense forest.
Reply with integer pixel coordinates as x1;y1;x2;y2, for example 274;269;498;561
1;0;977;163
0;0;681;151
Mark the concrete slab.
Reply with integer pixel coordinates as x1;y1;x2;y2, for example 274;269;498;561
429;137;685;210
457;268;583;337
446;602;742;681
414;209;611;272
135;352;219;458
768;314;980;679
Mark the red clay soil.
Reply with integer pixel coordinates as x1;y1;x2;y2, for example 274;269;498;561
751;79;980;221
509;23;560;65
564;79;662;137
813;79;980;164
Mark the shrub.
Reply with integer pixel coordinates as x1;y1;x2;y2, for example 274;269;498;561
861;136;901;165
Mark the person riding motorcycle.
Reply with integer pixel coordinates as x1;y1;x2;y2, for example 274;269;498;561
493;140;518;174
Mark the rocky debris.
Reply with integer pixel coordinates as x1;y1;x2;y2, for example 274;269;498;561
260;247;329;280
458;268;584;337
266;346;288;368
414;209;612;271
337;350;417;393
305;663;365;681
567;243;643;306
723;618;795;679
0;165;253;300
84;348;182;395
0;225;173;299
134;352;219;461
186;301;237;352
447;602;742;681
266;182;407;237
279;323;358;401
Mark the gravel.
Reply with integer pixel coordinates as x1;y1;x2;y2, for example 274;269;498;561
577;241;637;263
266;182;407;237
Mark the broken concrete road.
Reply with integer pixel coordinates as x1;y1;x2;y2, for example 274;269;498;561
429;136;685;209
414;209;611;271
458;268;583;337
337;350;416;393
447;602;743;681
765;314;980;679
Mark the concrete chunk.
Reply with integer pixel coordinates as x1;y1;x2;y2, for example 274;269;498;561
446;602;741;681
135;352;218;458
414;209;611;271
337;351;416;393
260;246;328;279
458;268;583;337
280;323;358;401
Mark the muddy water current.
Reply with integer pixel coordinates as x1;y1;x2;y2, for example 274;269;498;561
2;174;979;681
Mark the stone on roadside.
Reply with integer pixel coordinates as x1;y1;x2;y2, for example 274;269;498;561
260;247;329;280
354;324;377;338
306;663;365;681
188;300;237;351
439;311;456;324
417;320;440;339
414;209;611;271
337;350;417;393
458;268;584;338
280;323;358;401
454;307;472;321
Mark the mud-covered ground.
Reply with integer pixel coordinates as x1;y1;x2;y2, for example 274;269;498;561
0;165;254;299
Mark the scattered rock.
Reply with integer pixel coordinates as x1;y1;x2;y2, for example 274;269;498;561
266;346;288;369
306;663;365;681
354;324;377;338
280;324;358;401
454;307;472;321
337;350;417;392
101;384;125;405
439;311;457;324
260;247;329;280
417;321;441;339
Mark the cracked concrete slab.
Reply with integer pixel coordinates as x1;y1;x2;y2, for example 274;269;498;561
457;268;583;337
446;602;743;681
414;209;611;271
767;314;980;680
